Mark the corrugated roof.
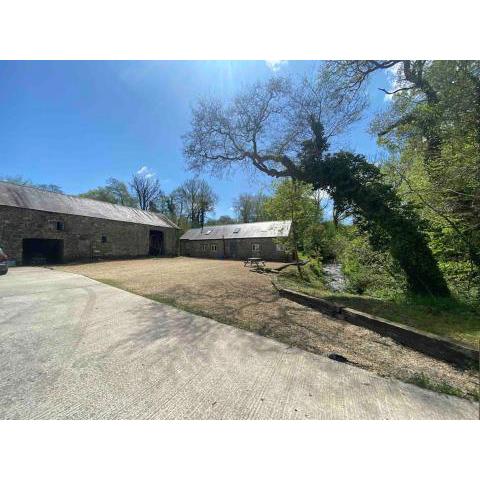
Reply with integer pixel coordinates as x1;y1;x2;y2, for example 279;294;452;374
0;181;178;228
180;220;292;240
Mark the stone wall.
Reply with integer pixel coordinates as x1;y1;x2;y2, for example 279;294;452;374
180;237;291;262
275;282;479;369
0;205;177;264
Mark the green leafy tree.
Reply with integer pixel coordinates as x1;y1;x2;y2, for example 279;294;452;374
159;187;186;226
205;215;236;226
340;227;406;296
311;221;348;262
80;177;137;206
297;122;450;297
264;179;322;258
328;60;480;295
233;193;269;223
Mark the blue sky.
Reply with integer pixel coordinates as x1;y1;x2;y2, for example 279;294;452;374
0;61;389;218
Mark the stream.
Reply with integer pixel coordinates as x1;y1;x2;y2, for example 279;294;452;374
323;262;346;292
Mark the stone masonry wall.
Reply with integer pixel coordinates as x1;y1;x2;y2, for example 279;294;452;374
180;237;291;262
0;205;177;264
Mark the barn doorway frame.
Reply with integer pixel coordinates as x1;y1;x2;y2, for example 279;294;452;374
149;230;164;256
22;238;64;265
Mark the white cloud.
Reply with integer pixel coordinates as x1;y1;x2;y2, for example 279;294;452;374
136;166;156;178
265;60;288;72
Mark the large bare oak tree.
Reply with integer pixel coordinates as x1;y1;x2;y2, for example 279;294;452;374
184;76;365;179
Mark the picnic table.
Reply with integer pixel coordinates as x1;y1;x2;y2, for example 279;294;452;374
244;257;266;268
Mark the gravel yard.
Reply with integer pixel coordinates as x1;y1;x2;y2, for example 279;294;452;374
57;257;479;399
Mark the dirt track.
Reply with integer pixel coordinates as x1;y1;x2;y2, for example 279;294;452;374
57;257;479;399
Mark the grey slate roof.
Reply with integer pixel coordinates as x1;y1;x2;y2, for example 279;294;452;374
180;220;292;241
0;181;178;229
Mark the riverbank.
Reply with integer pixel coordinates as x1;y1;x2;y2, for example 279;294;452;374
277;268;480;349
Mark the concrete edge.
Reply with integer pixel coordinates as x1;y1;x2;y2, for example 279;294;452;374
272;278;480;370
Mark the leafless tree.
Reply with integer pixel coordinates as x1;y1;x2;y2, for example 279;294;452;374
177;178;218;228
178;178;200;226
130;172;163;211
183;75;366;179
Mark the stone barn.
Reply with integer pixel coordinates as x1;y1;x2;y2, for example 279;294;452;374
180;220;292;261
0;181;178;265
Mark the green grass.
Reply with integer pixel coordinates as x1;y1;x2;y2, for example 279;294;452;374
407;373;476;399
276;270;480;349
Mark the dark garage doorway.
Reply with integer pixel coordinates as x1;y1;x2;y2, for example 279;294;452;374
149;230;164;256
22;238;64;265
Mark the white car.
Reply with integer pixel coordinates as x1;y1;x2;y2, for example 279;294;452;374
0;246;8;275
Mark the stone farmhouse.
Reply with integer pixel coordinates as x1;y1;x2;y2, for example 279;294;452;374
180;220;292;261
0;181;178;265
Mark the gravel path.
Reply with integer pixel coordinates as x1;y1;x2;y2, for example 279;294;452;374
57;257;479;400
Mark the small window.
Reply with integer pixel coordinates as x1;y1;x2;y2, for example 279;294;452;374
276;243;284;252
202;244;208;252
252;243;260;253
204;229;213;235
56;221;64;231
211;244;217;251
232;227;240;234
101;235;107;243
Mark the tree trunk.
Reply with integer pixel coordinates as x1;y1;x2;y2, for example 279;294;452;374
298;128;450;297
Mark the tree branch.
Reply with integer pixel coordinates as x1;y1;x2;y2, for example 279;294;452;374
379;86;414;95
378;113;416;136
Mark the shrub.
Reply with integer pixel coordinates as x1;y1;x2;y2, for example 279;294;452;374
340;229;406;297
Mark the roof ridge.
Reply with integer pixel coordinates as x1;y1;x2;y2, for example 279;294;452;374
186;219;291;231
180;220;291;240
0;180;176;225
0;180;136;209
0;181;179;229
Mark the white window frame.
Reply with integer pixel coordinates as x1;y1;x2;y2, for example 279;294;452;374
275;243;284;252
202;244;208;252
210;244;217;252
252;243;261;253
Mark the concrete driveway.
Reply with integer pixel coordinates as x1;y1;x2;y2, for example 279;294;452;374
0;267;477;419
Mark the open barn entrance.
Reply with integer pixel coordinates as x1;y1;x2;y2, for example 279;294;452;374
22;238;64;265
149;230;164;256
